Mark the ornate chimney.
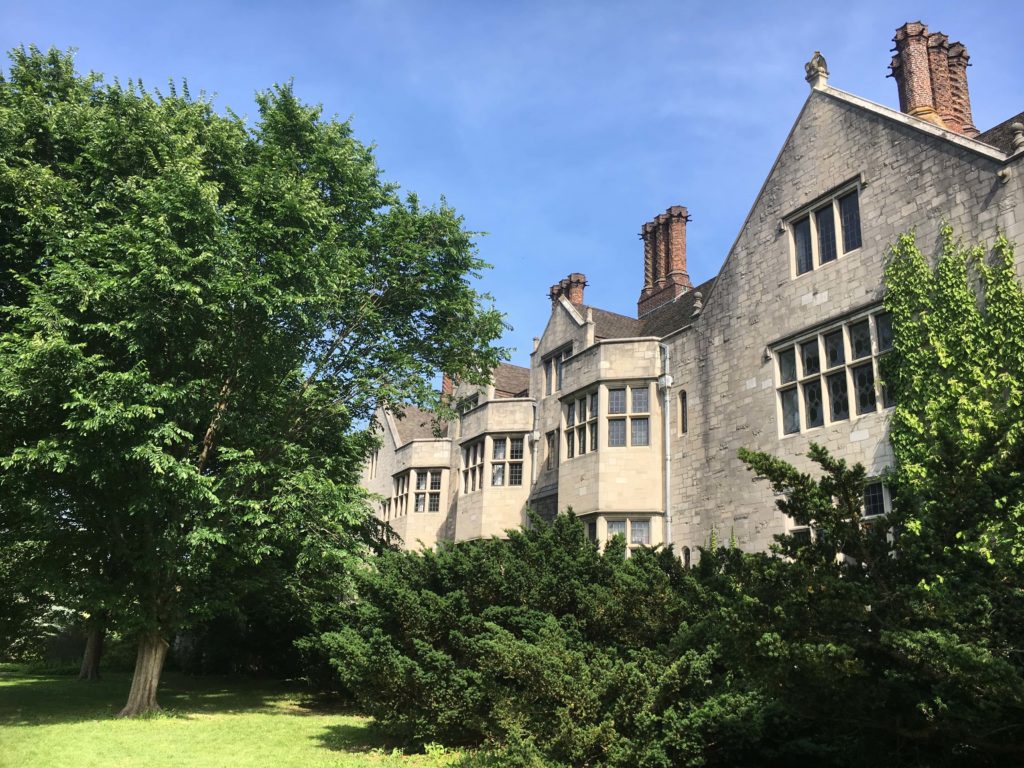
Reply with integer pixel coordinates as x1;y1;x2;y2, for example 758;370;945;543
638;206;692;317
549;272;587;306
889;21;978;137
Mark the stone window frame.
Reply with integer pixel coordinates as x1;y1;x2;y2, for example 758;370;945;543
412;469;444;513
392;472;411;516
607;382;652;448
462;439;484;493
543;345;573;395
775;308;893;437
491;435;525;487
564;390;599;460
604;516;653;548
787;179;863;278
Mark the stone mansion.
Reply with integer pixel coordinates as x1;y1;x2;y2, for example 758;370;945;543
361;22;1024;557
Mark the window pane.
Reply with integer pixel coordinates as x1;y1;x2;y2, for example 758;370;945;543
566;402;575;426
630;519;651;546
816;205;837;264
577;425;587;454
679;390;688;434
430;471;442;490
853;363;876;414
566;430;575;458
491;464;504;486
415;493;425;512
416;472;427;490
827;372;849;421
781;388;800;434
509;463;523;486
608;419;626;446
800;340;820;376
882;381;895;409
510;437;523;460
607;520;626;540
587;521;598;542
850;320;871;359
556;354;565;390
875;312;893;352
794;216;813;274
429;493;440;512
631;417;649;446
864;482;885;517
544;359;553;395
839;190;862;252
492;439;506;460
803;379;824;428
590;421;598;451
578;397;587;422
609;388;626;414
546;432;557;469
779;348;797;384
589;392;599;416
791;528;812;547
824;330;845;368
632;387;649;413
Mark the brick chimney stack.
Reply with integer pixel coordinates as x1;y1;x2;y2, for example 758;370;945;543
549;272;587;306
889;21;978;137
638;205;692;317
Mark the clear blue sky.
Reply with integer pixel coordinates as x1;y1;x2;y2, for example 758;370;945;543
2;1;1022;367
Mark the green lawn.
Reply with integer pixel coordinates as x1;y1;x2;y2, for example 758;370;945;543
0;664;460;768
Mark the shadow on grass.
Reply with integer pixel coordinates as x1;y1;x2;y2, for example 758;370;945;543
0;665;326;727
315;721;400;753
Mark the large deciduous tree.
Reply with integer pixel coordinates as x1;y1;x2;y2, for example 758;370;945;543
0;47;505;716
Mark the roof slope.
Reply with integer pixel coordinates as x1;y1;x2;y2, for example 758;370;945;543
977;110;1024;154
493;363;531;397
587;306;641;339
390;405;445;444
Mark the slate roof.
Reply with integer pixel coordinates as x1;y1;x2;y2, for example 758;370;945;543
639;277;717;339
493;363;531;397
587;307;641;339
390;405;445;445
976;110;1024;155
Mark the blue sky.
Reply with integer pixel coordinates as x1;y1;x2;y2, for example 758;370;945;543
2;1;1022;367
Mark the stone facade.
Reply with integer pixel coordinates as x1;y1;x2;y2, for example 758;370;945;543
361;22;1024;556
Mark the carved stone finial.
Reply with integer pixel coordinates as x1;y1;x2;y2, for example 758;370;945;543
1012;122;1024;153
805;51;829;89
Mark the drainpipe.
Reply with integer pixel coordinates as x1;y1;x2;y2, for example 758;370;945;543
658;344;673;550
530;401;540;487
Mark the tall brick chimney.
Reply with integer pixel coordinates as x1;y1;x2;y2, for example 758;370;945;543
549;272;587;306
638;205;692;317
889;21;978;137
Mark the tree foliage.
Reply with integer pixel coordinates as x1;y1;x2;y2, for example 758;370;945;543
0;46;506;713
318;227;1024;766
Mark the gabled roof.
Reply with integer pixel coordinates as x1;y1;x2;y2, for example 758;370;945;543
977;111;1024;155
493;363;531;397
390;405;445;445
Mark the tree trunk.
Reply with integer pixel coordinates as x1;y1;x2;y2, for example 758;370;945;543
78;623;105;681
117;633;169;717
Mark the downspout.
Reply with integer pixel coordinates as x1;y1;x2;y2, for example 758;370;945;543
530;401;540;487
658;343;673;550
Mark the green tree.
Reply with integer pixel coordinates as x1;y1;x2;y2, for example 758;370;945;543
0;46;506;716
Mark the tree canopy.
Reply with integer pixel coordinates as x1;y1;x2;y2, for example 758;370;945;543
0;46;506;715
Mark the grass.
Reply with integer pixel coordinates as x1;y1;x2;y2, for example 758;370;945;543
0;664;461;768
